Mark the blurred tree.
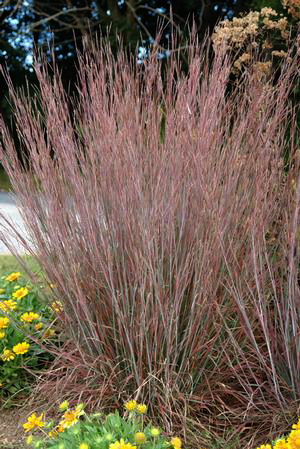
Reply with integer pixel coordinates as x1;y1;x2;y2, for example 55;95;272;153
0;0;256;155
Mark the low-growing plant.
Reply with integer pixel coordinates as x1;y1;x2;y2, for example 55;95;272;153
0;271;56;402
23;400;183;449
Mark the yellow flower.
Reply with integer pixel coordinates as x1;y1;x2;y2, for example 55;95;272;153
136;403;147;414
1;349;15;361
134;432;146;444
0;317;9;329
59;408;81;428
274;439;288;449
256;445;272;449
13;341;30;355
109;439;136;449
293;420;300;431
51;301;63;313
124;400;137;411
80;444;89;449
35;323;43;331
171;437;182;449
12;287;29;300
22;413;44;432
287;430;300;449
26;435;33;445
59;400;69;411
21;312;40;323
150;428;160;437
5;272;21;282
0;331;5;339
0;300;17;312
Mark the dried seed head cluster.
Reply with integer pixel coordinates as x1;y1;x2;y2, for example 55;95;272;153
212;3;292;74
212;11;260;49
212;5;290;57
283;0;300;19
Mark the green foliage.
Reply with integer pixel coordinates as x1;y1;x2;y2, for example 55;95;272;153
0;272;55;404
25;401;180;449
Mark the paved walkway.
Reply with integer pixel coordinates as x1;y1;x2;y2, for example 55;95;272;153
0;192;30;254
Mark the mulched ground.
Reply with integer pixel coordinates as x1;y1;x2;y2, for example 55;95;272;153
0;406;29;448
0;400;46;449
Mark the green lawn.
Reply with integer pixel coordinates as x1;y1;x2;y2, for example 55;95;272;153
0;254;42;280
0;169;12;192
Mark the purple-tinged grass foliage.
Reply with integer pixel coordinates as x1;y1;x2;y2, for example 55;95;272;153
0;34;299;447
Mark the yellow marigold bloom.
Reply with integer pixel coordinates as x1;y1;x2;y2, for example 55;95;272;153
293;420;300;431
21;312;40;323
288;429;300;449
109;438;136;449
59;408;81;428
124;400;137;411
1;349;15;361
134;432;146;444
35;322;43;331
171;437;182;449
256;445;272;449
59;400;69;410
13;341;30;355
80;444;89;449
274;439;288;449
0;300;17;312
22;413;44;432
150;428;160;437
13;287;29;300
136;403;147;414
0;331;5;339
0;317;9;329
5;272;21;282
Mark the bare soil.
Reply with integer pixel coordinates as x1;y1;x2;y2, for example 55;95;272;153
0;398;47;449
0;405;29;448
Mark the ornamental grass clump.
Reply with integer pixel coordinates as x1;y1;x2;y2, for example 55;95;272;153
0;31;300;446
23;400;182;449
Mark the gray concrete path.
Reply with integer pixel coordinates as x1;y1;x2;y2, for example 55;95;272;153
0;192;31;254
